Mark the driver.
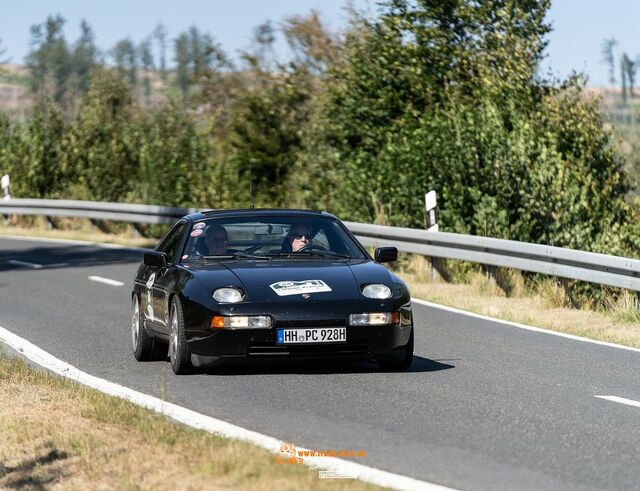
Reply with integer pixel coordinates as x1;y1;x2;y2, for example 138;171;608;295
205;224;229;255
284;222;314;252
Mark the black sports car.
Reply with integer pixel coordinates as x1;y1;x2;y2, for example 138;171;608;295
131;209;414;374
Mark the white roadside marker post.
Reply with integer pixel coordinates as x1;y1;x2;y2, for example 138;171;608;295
1;174;9;200
424;190;441;281
1;174;9;222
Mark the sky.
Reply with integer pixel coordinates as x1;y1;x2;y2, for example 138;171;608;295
0;1;637;87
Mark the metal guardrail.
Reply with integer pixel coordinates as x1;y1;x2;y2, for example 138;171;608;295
345;222;640;291
0;198;196;224
2;198;640;291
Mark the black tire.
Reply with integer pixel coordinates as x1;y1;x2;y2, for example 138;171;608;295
132;294;168;362
151;339;168;361
377;327;414;371
168;296;192;375
132;294;154;361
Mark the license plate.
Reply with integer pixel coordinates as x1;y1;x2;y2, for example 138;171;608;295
277;327;347;344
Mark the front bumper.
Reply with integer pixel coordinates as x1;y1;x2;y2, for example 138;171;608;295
187;323;413;363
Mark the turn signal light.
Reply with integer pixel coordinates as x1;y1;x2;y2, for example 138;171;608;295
210;315;273;330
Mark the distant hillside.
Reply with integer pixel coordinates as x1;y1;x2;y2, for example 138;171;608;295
0;64;30;118
0;64;171;119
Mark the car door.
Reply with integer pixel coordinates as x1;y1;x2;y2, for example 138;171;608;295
148;221;187;332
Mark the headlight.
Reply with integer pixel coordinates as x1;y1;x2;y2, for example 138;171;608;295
210;315;273;329
362;284;392;299
348;312;399;326
213;287;244;303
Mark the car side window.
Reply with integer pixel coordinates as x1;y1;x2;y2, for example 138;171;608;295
158;222;186;264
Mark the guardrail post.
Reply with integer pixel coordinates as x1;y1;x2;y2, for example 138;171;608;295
132;222;145;237
485;265;497;284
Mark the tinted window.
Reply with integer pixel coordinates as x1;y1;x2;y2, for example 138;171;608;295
158;222;186;263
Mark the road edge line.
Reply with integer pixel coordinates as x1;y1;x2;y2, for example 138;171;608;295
0;325;457;491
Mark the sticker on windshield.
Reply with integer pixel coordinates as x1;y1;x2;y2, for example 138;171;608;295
190;229;203;237
269;280;332;296
193;222;205;230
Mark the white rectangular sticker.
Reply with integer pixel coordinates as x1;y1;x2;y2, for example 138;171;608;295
269;279;332;296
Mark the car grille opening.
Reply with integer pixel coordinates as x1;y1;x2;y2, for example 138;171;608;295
248;340;368;357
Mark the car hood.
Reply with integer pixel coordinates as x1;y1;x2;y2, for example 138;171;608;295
221;260;360;302
187;259;394;301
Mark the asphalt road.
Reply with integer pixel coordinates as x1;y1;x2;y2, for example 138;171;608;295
2;236;640;491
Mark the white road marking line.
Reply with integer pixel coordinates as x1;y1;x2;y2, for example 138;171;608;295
412;298;640;355
0;325;457;491
7;259;43;269
595;395;640;408
88;275;125;287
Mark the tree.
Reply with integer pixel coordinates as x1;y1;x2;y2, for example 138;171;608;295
70;20;98;95
601;37;617;85
26;14;71;106
111;38;137;86
138;37;154;99
174;33;190;95
229;69;312;207
136;101;210;207
621;52;636;99
66;68;140;202
153;23;168;80
281;10;338;73
173;26;229;96
244;21;276;71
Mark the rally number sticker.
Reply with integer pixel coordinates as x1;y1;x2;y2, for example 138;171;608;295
269;280;332;296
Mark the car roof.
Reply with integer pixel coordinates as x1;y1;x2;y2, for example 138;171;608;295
185;208;338;221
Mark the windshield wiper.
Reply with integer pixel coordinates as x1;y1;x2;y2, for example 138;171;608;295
272;251;351;259
201;252;271;260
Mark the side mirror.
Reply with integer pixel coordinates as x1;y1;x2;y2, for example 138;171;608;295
144;251;167;268
374;247;398;263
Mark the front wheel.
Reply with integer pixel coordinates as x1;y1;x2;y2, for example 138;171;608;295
377;328;414;371
169;297;191;375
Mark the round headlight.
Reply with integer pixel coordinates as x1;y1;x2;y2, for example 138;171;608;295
213;287;244;303
362;284;392;299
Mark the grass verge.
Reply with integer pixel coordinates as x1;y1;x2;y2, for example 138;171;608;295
0;353;384;490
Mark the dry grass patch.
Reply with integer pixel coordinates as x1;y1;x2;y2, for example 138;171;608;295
0;355;385;491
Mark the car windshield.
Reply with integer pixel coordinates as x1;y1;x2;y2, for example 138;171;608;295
182;215;366;261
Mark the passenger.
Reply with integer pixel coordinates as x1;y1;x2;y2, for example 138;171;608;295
283;223;314;252
205;225;229;255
